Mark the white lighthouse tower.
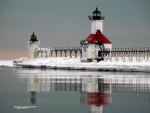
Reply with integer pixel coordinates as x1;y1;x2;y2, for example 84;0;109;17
28;32;50;59
28;32;40;59
81;7;112;62
89;7;104;34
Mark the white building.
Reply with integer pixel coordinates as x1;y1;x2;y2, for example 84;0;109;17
28;32;50;58
81;8;112;62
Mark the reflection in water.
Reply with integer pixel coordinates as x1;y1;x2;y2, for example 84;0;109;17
30;92;36;105
15;69;150;113
27;74;111;113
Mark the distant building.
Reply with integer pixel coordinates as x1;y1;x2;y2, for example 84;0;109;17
81;8;112;62
28;32;50;58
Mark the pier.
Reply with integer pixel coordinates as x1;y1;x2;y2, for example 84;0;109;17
49;47;150;62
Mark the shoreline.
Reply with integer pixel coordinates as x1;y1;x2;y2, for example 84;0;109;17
1;57;150;72
15;64;150;72
14;57;150;72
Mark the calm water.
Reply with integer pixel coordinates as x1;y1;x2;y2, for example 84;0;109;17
0;67;150;113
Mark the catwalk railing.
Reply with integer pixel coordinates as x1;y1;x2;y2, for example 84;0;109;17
49;47;150;61
110;47;150;62
50;47;82;58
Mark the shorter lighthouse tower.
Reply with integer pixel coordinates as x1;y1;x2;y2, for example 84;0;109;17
89;7;104;34
28;32;50;59
28;32;40;59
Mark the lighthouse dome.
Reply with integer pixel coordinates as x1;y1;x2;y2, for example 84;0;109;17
92;7;104;20
30;32;38;42
93;7;101;14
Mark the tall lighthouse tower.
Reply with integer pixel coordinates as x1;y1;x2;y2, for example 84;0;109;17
89;7;104;34
81;7;112;62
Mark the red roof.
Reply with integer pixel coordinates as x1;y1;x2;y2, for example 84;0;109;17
85;30;111;44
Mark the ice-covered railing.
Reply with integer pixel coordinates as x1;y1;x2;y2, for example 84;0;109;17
49;47;150;62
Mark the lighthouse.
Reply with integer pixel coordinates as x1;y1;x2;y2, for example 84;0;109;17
89;7;104;34
81;7;112;62
28;32;40;59
28;32;50;59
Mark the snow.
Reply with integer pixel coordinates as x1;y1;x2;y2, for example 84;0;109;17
0;60;14;67
1;57;150;72
13;57;150;72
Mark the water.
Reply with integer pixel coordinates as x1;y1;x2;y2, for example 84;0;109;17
0;67;150;113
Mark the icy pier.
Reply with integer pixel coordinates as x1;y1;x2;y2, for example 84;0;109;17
13;57;150;72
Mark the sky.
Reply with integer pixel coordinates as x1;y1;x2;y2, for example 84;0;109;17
0;0;150;58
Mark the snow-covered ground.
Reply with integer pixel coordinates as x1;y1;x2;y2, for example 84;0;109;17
0;60;14;67
12;57;150;72
1;57;150;72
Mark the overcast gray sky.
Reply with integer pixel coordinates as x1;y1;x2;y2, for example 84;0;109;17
0;0;150;58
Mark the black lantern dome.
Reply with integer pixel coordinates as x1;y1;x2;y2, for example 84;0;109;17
30;32;38;42
90;7;104;20
93;7;101;14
